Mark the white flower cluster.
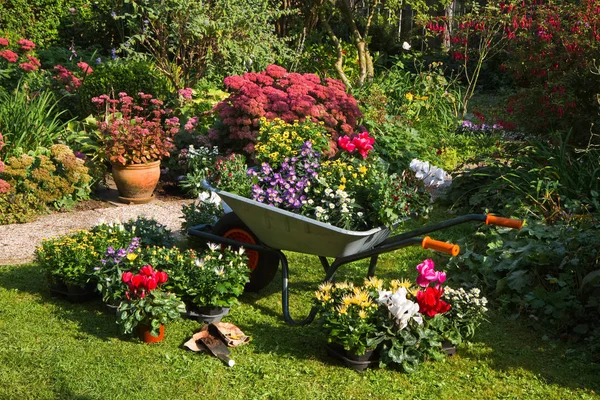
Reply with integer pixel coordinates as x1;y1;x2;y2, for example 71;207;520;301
93;218;126;232
444;286;488;315
409;159;450;188
198;190;222;205
311;187;360;224
377;287;423;330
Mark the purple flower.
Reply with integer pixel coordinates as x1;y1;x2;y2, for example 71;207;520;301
106;246;115;256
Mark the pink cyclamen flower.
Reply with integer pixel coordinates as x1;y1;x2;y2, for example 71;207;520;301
415;259;446;287
0;38;8;47
0;50;18;63
77;61;93;75
338;135;356;153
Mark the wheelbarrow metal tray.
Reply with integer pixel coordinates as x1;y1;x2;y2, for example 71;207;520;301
214;189;391;258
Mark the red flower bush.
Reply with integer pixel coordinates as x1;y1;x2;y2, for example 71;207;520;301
17;39;35;52
416;287;451;317
121;265;168;300
0;50;18;63
210;64;363;155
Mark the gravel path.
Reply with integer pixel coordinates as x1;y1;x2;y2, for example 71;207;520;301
0;199;192;265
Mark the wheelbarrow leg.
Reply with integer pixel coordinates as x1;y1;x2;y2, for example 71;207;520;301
367;255;379;278
279;250;318;326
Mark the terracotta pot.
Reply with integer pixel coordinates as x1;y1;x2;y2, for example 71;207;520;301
137;324;165;343
111;160;160;204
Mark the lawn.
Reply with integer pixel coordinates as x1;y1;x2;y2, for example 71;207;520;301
0;212;598;400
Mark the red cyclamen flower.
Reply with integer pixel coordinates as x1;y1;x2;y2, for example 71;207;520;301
416;287;451;317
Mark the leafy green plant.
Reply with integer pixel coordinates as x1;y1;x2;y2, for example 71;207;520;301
180;193;224;231
122;216;174;247
184;244;250;308
447;221;600;336
448;132;600;222
119;0;291;88
0;86;70;161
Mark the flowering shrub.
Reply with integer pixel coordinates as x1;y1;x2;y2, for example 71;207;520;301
315;260;488;372
179;145;221;197
0;144;92;214
52;62;94;94
92;92;178;165
118;265;186;337
0;37;41;88
210;64;363;155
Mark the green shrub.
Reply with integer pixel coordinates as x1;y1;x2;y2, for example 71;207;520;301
77;59;172;118
448;132;600;222
0;144;92;224
447;221;600;337
0;0;124;50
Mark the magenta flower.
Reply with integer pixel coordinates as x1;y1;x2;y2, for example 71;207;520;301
416;259;446;287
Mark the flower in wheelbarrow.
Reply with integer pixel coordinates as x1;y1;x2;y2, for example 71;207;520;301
351;132;375;159
416;259;446;287
416;287;451;317
378;287;422;329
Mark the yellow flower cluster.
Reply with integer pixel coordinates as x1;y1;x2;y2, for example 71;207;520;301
405;92;429;102
255;118;329;166
320;159;368;191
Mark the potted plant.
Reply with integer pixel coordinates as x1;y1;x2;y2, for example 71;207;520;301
92;92;179;204
93;237;141;311
183;243;250;323
314;279;383;371
118;265;185;343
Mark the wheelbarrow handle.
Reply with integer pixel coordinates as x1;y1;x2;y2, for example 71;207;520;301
485;215;524;230
421;236;460;256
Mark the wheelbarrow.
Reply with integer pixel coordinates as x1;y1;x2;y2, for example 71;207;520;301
188;183;524;326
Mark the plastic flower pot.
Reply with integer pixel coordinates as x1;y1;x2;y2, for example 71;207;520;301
441;340;456;356
111;160;160;204
137;324;165;343
185;305;230;324
326;342;379;371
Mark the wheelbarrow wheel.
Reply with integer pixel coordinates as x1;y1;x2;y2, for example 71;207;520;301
211;212;279;292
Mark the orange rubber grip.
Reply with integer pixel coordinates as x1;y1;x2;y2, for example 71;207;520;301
422;236;460;257
485;215;524;230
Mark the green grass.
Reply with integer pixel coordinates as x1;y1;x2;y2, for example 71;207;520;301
1;212;599;399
